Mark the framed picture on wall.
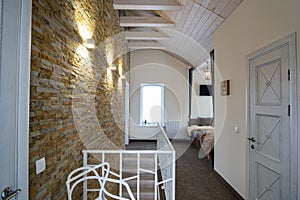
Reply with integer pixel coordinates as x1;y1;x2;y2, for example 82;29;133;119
221;80;230;96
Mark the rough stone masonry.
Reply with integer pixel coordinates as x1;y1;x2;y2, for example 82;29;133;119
30;0;129;199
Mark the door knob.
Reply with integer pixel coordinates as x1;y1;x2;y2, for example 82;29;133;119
247;137;256;142
251;144;255;149
1;187;21;200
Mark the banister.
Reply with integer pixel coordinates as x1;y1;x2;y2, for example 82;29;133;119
81;125;176;200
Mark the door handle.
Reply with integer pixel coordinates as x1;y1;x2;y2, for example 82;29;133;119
1;187;21;200
247;137;256;142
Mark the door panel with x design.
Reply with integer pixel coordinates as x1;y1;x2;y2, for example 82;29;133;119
249;42;290;200
256;59;282;106
256;114;281;162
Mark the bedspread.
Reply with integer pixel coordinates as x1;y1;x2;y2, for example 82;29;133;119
186;125;214;159
186;125;214;137
199;131;214;159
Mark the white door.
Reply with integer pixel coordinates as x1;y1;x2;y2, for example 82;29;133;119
0;0;31;199
247;33;297;200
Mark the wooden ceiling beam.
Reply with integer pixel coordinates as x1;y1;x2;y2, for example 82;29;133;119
128;41;167;50
163;50;194;68
125;31;169;40
113;0;181;10
120;16;174;28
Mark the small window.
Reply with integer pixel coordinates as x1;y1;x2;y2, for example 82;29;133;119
140;84;164;126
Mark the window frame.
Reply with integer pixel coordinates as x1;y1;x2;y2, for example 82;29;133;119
140;83;164;126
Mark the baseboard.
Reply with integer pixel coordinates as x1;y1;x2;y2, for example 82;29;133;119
214;171;244;200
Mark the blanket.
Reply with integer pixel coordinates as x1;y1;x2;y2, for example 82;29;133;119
186;125;214;137
186;125;214;159
198;131;214;159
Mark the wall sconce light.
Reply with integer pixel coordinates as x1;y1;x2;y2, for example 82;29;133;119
109;64;117;71
83;38;95;49
120;75;126;79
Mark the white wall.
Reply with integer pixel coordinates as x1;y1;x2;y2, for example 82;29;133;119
191;66;213;118
214;0;300;198
129;50;189;140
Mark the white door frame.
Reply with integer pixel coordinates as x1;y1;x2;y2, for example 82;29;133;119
246;32;298;199
0;0;32;199
18;0;31;199
125;81;129;145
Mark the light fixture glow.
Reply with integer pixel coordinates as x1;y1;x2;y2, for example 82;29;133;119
120;75;126;80
109;64;117;71
78;24;93;40
83;38;95;49
204;61;211;81
106;44;114;66
118;64;123;76
76;45;89;58
106;68;114;89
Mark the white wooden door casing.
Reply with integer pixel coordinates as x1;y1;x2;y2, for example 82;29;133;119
0;0;19;193
246;33;298;200
249;45;289;200
0;0;31;199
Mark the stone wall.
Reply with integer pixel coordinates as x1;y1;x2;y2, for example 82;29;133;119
30;0;129;199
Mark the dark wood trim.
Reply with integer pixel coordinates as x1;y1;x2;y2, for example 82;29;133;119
210;50;215;121
188;68;194;122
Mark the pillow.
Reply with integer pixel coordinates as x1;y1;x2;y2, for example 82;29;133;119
188;118;199;126
197;117;213;126
188;118;214;126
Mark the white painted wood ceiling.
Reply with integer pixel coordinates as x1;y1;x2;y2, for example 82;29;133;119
114;0;242;67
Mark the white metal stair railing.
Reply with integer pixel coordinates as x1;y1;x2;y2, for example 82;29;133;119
66;162;135;200
82;124;176;200
157;124;176;200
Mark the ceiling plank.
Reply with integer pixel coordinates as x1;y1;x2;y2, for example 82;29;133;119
120;16;174;27
201;34;214;51
207;0;221;12
185;6;206;36
174;0;194;29
194;13;217;41
181;2;201;34
128;41;167;50
199;15;223;41
190;9;211;38
214;0;231;16
113;0;182;10
220;0;242;18
125;31;170;40
169;10;177;21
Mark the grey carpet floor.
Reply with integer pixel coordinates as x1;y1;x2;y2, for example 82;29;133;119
126;140;243;200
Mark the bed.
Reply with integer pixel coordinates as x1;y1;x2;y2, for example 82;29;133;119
187;118;214;161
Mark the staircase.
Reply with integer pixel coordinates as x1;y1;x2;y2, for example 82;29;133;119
82;124;175;200
122;154;156;200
